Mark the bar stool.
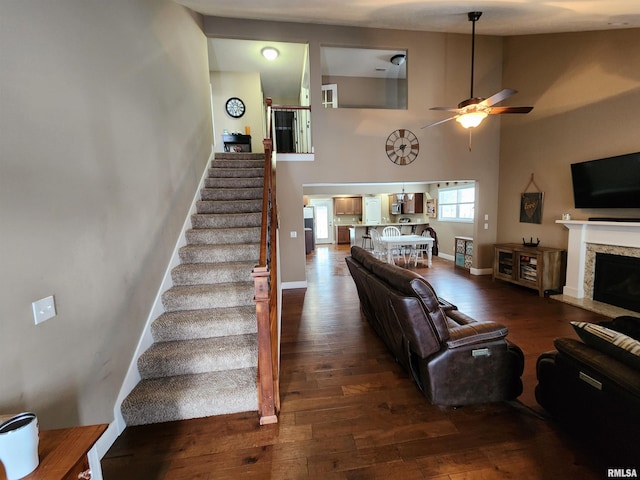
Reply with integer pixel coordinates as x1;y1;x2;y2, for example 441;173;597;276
361;227;373;250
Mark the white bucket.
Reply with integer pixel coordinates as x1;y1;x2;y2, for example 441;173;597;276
0;412;40;480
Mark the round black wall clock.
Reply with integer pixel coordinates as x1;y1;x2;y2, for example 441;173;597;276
386;129;419;165
225;97;246;118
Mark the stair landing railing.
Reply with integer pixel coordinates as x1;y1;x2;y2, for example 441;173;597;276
252;99;279;425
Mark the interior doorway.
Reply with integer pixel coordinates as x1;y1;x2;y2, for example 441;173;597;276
308;198;334;244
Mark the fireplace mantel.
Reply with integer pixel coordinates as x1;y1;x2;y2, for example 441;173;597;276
558;220;640;299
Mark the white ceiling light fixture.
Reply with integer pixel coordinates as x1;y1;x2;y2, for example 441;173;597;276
261;47;279;61
390;54;406;65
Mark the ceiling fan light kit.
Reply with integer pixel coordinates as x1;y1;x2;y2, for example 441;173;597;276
456;110;488;128
422;11;533;131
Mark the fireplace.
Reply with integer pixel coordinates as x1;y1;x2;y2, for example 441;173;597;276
593;253;640;313
557;219;640;316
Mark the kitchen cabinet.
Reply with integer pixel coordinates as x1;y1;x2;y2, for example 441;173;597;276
336;226;351;244
334;197;362;215
493;243;566;297
389;193;424;214
402;193;424;214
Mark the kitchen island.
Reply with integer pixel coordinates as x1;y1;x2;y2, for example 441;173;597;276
347;222;430;248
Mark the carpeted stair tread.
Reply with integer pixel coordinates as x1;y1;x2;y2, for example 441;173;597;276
196;199;262;214
205;177;263;189
208;167;264;178
121;152;266;426
191;212;262;229
186;227;260;245
199;187;262;201
162;282;255;312
121;368;258;426
171;261;255;285
138;334;257;379
151;306;257;342
214;152;264;160
211;159;264;169
179;244;259;263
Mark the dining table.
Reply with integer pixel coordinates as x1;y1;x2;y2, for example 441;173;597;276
379;235;434;267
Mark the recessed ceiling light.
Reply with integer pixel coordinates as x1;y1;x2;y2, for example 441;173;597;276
261;47;279;61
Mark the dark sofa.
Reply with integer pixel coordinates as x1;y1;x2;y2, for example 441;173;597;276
346;245;524;406
535;316;640;461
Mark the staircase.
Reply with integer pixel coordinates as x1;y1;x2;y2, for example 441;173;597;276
121;152;265;426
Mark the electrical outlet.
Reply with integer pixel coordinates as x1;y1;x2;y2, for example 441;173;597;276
484;223;489;230
290;231;297;238
33;295;56;325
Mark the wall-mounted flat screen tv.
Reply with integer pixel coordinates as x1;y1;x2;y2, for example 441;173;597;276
570;152;640;208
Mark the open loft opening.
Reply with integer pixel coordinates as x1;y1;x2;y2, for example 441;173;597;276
320;46;408;109
207;38;312;155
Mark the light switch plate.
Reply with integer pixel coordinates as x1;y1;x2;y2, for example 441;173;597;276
290;231;297;238
33;295;56;325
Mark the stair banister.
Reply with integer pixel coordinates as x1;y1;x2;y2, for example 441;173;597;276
252;98;279;425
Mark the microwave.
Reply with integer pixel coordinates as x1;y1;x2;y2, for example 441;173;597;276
391;203;401;214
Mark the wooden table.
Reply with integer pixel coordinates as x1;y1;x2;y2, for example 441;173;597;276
1;424;107;480
379;235;434;267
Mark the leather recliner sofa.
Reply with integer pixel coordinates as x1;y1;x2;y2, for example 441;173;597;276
535;316;640;461
346;246;524;406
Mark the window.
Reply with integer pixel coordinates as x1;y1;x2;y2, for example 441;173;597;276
438;184;475;222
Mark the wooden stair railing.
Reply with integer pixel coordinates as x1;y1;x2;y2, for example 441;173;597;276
267;98;312;154
252;100;279;425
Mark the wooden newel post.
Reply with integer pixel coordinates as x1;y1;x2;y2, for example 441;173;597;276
252;266;277;424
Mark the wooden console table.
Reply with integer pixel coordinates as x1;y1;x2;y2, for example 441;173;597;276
0;424;107;480
493;243;566;297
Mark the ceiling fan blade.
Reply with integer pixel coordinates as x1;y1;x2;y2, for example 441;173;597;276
421;116;458;129
430;106;461;112
480;88;517;107
489;106;534;114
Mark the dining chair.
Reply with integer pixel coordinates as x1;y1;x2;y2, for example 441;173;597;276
369;229;387;261
409;229;432;266
381;226;405;263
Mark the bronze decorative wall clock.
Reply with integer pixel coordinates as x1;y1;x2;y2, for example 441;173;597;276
386;129;419;165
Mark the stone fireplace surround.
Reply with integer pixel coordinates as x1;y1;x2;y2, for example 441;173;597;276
554;220;640;317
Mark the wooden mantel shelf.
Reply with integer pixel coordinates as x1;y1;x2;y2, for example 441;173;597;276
1;424;107;480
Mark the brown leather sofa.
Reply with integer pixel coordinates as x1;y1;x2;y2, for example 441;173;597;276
535;316;640;461
346;246;524;406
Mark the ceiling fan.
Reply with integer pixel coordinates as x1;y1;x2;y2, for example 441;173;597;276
422;12;533;130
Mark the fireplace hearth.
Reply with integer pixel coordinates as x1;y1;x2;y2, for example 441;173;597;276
593;253;640;313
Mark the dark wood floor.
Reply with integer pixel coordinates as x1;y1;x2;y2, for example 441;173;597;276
103;244;617;479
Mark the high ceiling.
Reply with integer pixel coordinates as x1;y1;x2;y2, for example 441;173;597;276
197;1;640;101
176;0;640;36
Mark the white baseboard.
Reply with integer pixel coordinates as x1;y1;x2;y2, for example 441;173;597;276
282;281;308;289
470;267;493;276
438;253;454;262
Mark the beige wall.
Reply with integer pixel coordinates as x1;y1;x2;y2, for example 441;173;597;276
499;29;640;247
206;17;504;283
0;1;212;428
322;75;407;109
210;71;265;153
